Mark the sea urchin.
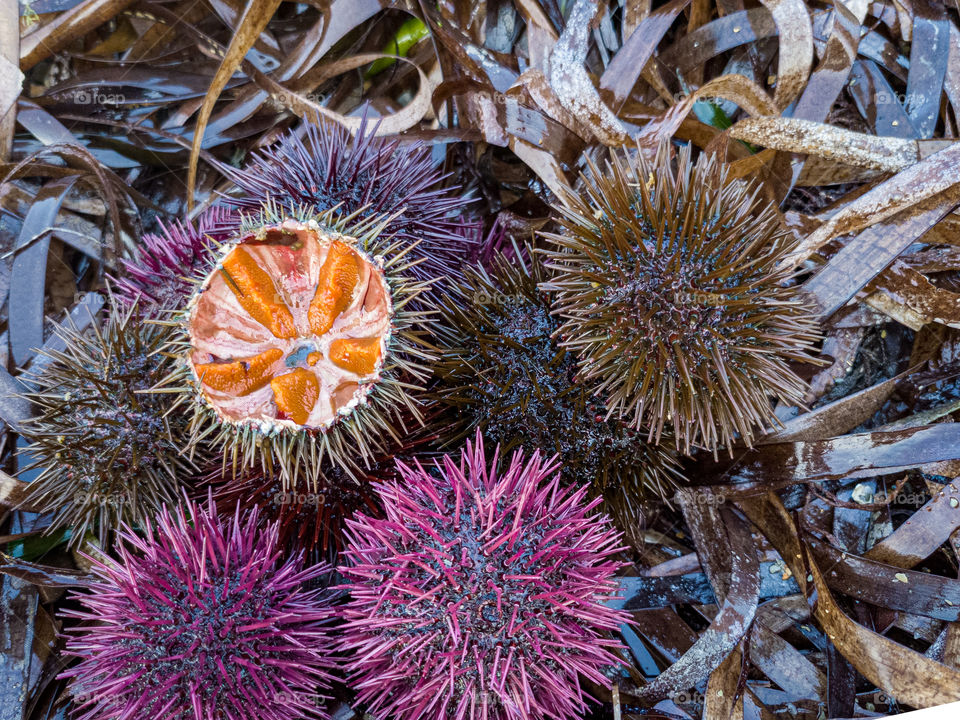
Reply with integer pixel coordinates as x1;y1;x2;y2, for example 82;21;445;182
338;432;630;720
18;301;191;547
542;144;821;453
187;219;392;430
203;461;382;564
114;206;235;312
434;247;684;508
164;204;436;489
202;405;442;563
224;119;477;282
60;497;339;720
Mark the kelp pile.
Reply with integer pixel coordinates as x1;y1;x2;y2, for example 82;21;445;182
3;0;960;718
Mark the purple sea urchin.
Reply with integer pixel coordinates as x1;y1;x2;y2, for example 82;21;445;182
542;144;821;453
18;302;191;547
61;497;338;720
224;119;477;281
161;204;436;490
116;121;475;320
434;248;684;509
339;433;630;720
113;206;235;311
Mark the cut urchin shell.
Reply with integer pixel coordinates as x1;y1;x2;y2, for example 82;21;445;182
60;496;339;720
338;431;631;720
223;118;478;283
541;143;822;454
159;203;436;490
17;301;193;548
188;221;391;430
433;246;685;513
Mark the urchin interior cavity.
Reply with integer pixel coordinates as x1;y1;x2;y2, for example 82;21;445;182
188;219;392;430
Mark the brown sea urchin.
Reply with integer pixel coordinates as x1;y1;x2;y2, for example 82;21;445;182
203;406;440;563
541;145;821;453
206;464;381;565
162;204;436;489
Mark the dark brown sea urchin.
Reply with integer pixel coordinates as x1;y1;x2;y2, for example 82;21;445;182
433;248;684;512
18;302;192;547
203;406;441;563
541;145;821;453
205;465;381;565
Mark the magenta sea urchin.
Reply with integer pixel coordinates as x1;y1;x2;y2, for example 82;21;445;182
542;144;821;453
61;497;339;720
114;206;235;311
338;432;630;720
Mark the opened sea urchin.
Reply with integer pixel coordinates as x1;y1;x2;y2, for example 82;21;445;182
164;204;435;489
60;497;339;720
434;248;684;509
18;302;191;547
339;432;629;720
542;144;821;453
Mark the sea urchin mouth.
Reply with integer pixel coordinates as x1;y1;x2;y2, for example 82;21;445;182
188;218;392;432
